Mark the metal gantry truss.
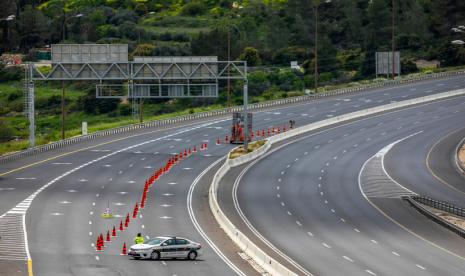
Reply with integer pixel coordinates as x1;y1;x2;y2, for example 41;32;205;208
24;44;248;148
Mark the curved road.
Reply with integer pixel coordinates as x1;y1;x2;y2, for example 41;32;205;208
235;95;465;275
1;76;465;275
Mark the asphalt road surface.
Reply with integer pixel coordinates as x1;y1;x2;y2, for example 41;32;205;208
235;95;465;275
1;76;465;276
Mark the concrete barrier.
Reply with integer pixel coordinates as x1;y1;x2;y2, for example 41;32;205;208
455;137;465;174
2;69;465;164
210;88;465;276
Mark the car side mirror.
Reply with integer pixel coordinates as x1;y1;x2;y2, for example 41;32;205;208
161;243;167;246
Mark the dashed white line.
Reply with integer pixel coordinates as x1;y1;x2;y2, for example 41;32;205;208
343;256;354;262
392;251;399;256
287;211;292;216
354;228;360;233
322;243;331;249
365;269;376;275
370;240;378;244
416;264;426;270
307;232;314;237
296;221;302;226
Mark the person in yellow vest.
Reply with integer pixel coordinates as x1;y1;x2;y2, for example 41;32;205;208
134;233;144;244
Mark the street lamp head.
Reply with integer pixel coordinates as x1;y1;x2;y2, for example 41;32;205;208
452;40;465;45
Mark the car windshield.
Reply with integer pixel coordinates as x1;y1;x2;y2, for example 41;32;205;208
145;238;164;245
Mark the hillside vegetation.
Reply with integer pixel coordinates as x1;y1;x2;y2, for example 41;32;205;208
1;0;465;154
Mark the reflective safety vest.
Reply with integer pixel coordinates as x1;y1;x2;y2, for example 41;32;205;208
134;236;144;244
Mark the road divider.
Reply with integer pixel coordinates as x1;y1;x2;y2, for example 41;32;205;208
3;69;465;164
210;88;465;276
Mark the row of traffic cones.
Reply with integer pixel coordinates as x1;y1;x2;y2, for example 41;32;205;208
96;142;208;254
215;124;291;145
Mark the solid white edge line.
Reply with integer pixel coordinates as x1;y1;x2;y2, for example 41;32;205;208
187;157;246;276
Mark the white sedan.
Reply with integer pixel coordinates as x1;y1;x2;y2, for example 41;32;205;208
128;236;202;260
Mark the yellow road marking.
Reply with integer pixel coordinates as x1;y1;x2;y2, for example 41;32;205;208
28;259;33;276
0;119;225;177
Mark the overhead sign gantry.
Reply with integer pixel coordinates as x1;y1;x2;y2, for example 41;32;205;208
25;44;249;147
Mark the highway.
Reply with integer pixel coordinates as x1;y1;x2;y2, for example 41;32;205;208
1;76;465;275
233;95;465;275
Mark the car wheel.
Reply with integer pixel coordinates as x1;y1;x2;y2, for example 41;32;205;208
187;251;197;260
150;251;160;260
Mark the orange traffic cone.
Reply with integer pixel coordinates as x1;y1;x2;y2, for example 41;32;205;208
120;242;127;255
119;220;124;231
125;213;130;227
96;236;102;251
193;146;197;152
106;230;111;242
112;226;116;237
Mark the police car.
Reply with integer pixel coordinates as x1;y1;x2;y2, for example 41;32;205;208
128;236;202;260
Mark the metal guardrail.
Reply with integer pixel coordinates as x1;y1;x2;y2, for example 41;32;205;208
2;69;465;164
403;196;465;239
410;196;465;218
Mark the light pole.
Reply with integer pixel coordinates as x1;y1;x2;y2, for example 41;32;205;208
1;15;15;51
391;0;396;79
313;0;330;94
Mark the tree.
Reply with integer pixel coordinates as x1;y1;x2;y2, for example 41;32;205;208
239;47;261;66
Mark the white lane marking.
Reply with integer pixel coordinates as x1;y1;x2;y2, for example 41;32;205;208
141;157;146;161
371;240;378;244
322;243;331;249
416;264;426;270
278;178;282;182
95;256;99;261
325;162;330;166
287;211;292;216
118;171;123;174
296;221;302;227
0;188;15;191
89;232;92;236
15;178;36;180
183;168;193;170
277;186;280;190
354;228;360;233
277;194;281;198
392;251;399;256
160;204;172;207
281;202;285;206
321;169;324;173
89;211;93;215
318;184;321;188
343;256;354;262
160;216;172;219
58;201;72;204
162;261;167;266
304;152;308;155
90;149;110;152
117;192;128;195
295;158;299;162
162;193;174;196
286;164;291;168
365;270;376;276
129;164;134;168
79;179;88;182
340;218;346;222
144;166;152;169
88;221;92;225
96;194;99;198
167;182;177;185
307;232;314;237
141;225;145;229
320;192;324;196
145;236;150;239
50;213;63;216
0;118;231;264
187;158;246;276
330;209;335;213
127;180;135;184
324;200;328;204
281;171;285;175
52;162;72;165
314;145;320;149
66;189;77;193
113;202;126;206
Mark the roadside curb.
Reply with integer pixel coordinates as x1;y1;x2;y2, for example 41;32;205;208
209;88;465;276
455;137;465;174
3;69;465;164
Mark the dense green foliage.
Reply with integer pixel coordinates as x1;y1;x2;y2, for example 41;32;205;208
1;0;465;152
